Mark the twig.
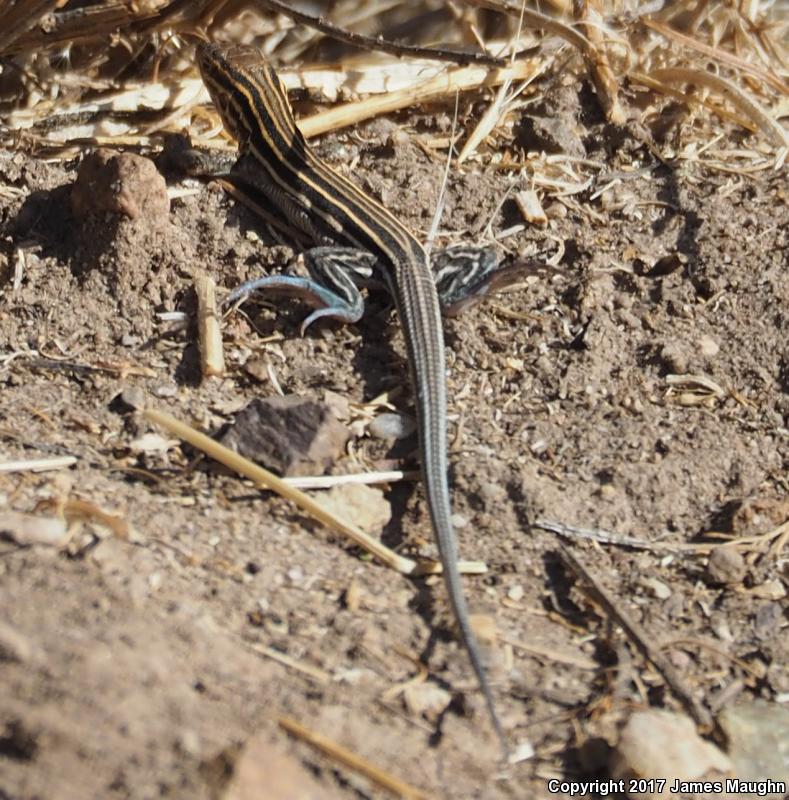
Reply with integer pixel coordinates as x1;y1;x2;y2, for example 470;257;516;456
194;272;225;378
539;516;789;563
462;0;591;54
18;357;157;378
643;18;789;96
535;518;710;553
558;544;716;733
660;638;765;681
283;469;418;490
2;2;135;55
573;0;625;124
144;406;487;577
457;63;534;162
251;0;532;67
380;656;429;703
245;642;331;685
279;716;433;800
299;57;541;138
502;636;598;670
35;497;131;540
425;92;459;250
646;67;789;149
0;456;77;473
665;373;725;398
767;521;789;560
0;0;60;53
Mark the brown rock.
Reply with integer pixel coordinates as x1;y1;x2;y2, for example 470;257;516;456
706;546;747;585
315;484;391;534
611;709;732;799
218;395;350;476
659;341;691;374
71;150;169;225
206;732;335;800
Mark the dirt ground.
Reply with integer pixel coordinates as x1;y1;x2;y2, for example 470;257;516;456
1;81;788;799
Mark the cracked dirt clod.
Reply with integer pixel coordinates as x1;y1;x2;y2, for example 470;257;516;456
70;151;169;224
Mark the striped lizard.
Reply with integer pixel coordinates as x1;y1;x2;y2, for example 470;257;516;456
196;41;516;755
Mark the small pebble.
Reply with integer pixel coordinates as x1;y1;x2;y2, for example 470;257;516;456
507;584;524;602
749;579;786;601
115;386;145;411
286;566;304;586
544;201;567;220
641;577;672;600
599;483;617;501
219;395;349;476
0;511;67;547
403;683;452;720
754;602;783;637
706;546;746;585
659;341;690;374
176;729;201;757
508;739;535;764
128;433;174;453
152;384;178;398
387;128;410;148
649;253;685;277
148;572;162;591
710;615;734;642
315;484;390;535
243;356;269;383
616;309;641;330
368;412;416;440
530;439;549;455
698;335;720;358
668;648;691;670
451;513;468;529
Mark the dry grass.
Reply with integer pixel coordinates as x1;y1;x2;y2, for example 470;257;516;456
0;0;785;189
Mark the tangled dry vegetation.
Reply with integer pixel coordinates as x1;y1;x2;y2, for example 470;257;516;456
1;0;787;173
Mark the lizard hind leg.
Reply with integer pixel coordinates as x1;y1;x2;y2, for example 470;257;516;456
430;245;561;317
432;245;532;316
432;245;501;316
225;247;377;335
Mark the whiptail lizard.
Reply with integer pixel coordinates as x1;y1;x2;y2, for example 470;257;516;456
196;41;516;756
